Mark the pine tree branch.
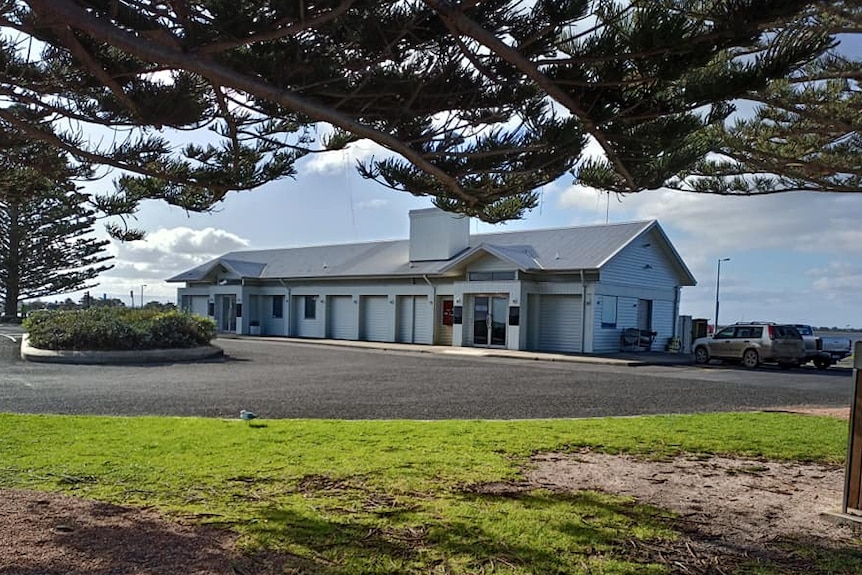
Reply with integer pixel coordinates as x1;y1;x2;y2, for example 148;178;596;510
423;0;640;191
196;1;356;55
27;0;479;209
0;108;190;188
48;17;142;120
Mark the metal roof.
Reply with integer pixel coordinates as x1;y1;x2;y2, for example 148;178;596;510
168;219;695;285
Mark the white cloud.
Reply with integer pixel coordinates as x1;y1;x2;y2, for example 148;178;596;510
558;184;616;218
553;185;862;326
109;227;249;266
357;198;389;210
556;186;862;259
304;139;387;175
92;227;252;301
808;261;862;297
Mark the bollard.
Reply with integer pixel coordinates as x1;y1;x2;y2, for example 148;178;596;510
844;341;862;514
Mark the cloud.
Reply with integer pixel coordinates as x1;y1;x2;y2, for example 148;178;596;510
556;186;862;258
303;139;387;175
808;261;862;297
356;198;389;210
93;227;252;301
553;184;862;326
110;227;249;265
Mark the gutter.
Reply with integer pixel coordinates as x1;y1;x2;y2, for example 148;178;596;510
422;274;436;301
423;275;437;344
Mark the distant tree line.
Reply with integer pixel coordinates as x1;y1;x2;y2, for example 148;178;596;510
816;326;862;333
12;297;177;316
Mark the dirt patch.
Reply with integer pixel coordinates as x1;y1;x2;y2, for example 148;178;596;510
0;490;237;574
527;451;862;571
764;406;851;420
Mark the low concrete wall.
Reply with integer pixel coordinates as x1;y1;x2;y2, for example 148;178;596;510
20;335;223;365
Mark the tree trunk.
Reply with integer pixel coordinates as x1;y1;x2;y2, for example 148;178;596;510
4;201;21;317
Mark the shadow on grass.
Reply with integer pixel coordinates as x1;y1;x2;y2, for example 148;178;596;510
0;496;239;575
247;488;672;574
628;519;862;574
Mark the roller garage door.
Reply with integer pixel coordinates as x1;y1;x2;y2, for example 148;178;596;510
359;295;390;342
327;295;354;340
396;296;432;344
533;294;582;353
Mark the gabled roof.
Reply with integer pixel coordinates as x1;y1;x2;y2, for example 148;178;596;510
168;219;695;285
169;258;267;283
438;243;544;273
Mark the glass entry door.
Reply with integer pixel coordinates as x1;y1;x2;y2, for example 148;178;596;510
473;295;507;347
218;294;237;332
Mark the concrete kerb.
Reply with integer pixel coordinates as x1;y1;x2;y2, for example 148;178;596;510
221;335;689;367
20;334;224;365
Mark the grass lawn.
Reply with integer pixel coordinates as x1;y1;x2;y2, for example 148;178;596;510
0;412;853;574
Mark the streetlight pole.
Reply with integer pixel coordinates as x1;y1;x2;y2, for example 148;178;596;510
140;284;147;309
714;258;730;332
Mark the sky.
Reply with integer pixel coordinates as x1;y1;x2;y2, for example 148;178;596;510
74;135;862;330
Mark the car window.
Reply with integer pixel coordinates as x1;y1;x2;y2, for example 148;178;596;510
782;326;801;339
715;327;735;338
775;325;801;339
735;327;751;338
750;327;763;338
795;325;813;336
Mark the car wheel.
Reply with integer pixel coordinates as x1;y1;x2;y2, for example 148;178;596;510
742;349;760;369
814;358;831;370
694;346;709;365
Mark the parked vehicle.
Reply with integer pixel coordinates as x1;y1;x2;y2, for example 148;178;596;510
791;324;852;369
693;322;805;369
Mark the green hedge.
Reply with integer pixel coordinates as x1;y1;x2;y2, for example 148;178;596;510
23;308;217;351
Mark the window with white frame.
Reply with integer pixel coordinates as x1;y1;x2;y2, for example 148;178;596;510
468;271;516;281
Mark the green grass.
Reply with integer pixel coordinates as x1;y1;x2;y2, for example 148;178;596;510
0;412;852;574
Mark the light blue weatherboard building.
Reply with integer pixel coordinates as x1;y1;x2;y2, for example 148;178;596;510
169;209;696;354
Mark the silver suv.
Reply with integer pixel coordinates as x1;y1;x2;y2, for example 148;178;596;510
693;322;805;369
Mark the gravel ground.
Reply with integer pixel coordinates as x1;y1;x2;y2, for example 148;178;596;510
0;337;854;419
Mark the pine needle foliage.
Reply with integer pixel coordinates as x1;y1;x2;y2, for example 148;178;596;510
0;1;844;221
0;128;113;316
670;1;862;195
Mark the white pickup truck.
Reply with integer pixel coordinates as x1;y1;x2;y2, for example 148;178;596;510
792;324;853;369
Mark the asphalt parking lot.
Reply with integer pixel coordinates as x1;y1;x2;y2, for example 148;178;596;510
0;335;853;419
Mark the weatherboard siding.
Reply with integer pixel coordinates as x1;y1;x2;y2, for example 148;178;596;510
651;299;675;351
600;230;680;290
294;295;323;338
467;255;517;272
591;293;677;353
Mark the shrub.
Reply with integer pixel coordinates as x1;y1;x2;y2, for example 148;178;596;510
23;308;216;351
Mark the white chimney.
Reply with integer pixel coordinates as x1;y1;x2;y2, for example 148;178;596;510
408;208;470;262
